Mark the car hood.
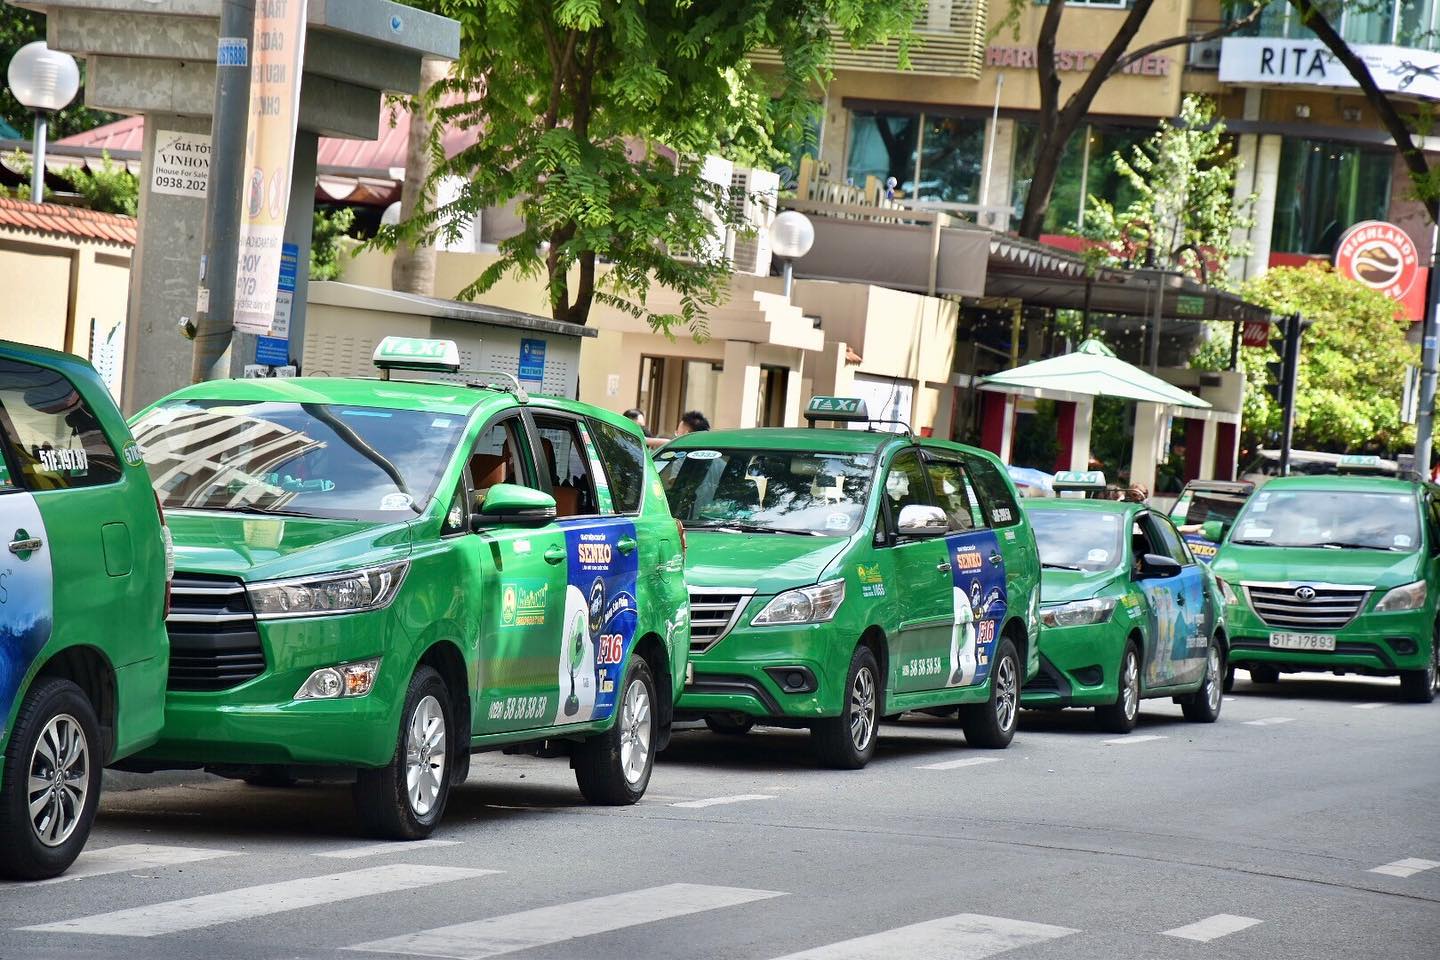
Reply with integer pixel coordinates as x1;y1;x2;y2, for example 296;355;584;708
683;530;851;594
1211;544;1423;590
167;511;412;581
1040;568;1120;605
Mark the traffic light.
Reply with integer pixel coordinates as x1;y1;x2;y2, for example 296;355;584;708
1265;316;1289;405
1264;313;1306;475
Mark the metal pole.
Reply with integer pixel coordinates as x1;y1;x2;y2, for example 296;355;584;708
1148;272;1163;374
1279;313;1300;477
1229;317;1241;371
1415;224;1440;478
190;0;257;384
782;259;794;298
29;111;46;203
980;73;1004;215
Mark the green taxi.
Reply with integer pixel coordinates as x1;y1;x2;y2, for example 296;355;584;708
656;398;1040;769
125;338;689;838
1208;473;1440;703
1020;494;1226;732
1;340;170;879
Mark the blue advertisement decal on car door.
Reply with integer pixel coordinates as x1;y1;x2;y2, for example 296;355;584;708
946;529;1007;687
1139;566;1207;687
554;519;639;725
1;492;53;741
1183;533;1218;563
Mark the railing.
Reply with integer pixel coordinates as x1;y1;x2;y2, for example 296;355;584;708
791;156;1012;231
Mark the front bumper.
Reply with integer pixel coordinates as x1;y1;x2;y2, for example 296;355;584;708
1021;619;1123;708
676;619;850;721
137;609;405;768
1225;603;1432;677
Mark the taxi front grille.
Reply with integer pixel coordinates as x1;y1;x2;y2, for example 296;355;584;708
1242;583;1370;631
688;588;755;655
166;573;265;691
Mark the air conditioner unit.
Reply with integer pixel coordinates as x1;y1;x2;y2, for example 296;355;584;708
672;155;736;265
729;167;780;277
1188;38;1222;70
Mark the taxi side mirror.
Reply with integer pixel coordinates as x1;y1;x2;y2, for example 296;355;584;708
471;482;557;530
896;504;949;539
1136;553;1182;579
1200;519;1226;543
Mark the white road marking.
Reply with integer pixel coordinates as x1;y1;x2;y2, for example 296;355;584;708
21;865;495;937
764;913;1077;959
671;793;776;808
315;839;462;859
1353;702;1390;710
1162;914;1263;942
1242;717;1295;726
917;757;1003;771
1102;734;1167;745
347;883;785;958
33;844;237;886
1369;858;1440;878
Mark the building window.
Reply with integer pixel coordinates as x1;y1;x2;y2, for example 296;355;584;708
1271;138;1392;255
1232;1;1440;51
846;110;986;204
846;111;920;196
1010;120;1150;233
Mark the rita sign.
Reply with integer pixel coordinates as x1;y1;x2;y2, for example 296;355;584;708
1333;221;1420;304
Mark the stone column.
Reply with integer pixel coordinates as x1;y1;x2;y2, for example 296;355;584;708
1129;401;1166;494
717;340;761;429
1069;396;1094;472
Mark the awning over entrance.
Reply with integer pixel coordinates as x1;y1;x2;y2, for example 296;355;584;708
979;338;1211;409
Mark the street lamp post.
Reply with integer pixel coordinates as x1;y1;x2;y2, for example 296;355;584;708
770;209;815;298
6;42;80;204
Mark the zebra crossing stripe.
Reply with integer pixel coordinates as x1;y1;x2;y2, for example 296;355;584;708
33;843;238;886
316;839;462;859
671;794;776;808
1103;734;1167;745
1242;717;1295;726
764;913;1078;959
347;883;785;958
917;757;1002;771
20;865;496;937
1369;858;1440;878
1162;914;1263;942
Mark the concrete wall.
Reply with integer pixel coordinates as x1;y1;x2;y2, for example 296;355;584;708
0;231;132;361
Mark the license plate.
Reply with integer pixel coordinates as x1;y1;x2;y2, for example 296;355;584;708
1269;632;1336;651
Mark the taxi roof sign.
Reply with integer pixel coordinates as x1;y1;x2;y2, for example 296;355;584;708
1052;470;1106;489
373;337;461;375
1337;453;1384;473
804;396;869;423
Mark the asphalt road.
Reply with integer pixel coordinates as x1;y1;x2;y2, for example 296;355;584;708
2;673;1437;960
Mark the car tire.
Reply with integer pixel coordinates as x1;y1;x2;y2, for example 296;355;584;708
1249;665;1280;684
1399;639;1438;704
0;678;104;880
1095;642;1141;734
575;656;658;804
353;666;451;840
1181;643;1225;723
1223;665;1235;693
704;714;754;736
960;639;1020;749
812;646;880;769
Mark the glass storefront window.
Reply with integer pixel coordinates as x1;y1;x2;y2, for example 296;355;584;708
1271;139;1393;255
917;115;986;204
1011;121;1150;233
846;111;919;195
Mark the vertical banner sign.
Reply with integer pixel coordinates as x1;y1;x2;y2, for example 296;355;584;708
233;0;308;334
518;337;546;390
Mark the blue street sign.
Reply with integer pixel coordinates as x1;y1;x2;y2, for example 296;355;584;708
256;335;289;366
519;338;546;385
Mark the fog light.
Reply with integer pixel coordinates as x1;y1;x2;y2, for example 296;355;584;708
295;659;381;700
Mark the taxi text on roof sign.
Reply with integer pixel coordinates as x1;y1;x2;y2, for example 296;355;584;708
372;337;462;374
1337;454;1383;472
804;396;869;422
1053;470;1106;489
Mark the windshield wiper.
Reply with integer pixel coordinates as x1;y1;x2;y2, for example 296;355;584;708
203;503;316;519
1314;540;1402;552
688;521;821;536
1042;562;1085;571
1228;538;1272;546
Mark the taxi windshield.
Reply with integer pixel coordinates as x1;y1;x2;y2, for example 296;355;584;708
1029;509;1125;572
131;399;465;521
656;447;874;535
1229;489;1420;552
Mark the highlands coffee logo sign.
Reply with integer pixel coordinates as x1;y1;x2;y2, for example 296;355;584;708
1334;221;1420;303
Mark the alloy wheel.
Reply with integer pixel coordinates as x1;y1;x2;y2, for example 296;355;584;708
620;676;653;785
1205;647;1222;712
27;714;89;848
404;695;447;817
994;655;1018;732
1122;651;1140;721
849;667;876;751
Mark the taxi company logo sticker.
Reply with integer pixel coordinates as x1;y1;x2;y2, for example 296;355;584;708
688;450;722;460
122;441;144;467
501;582;547;627
857;563;886;598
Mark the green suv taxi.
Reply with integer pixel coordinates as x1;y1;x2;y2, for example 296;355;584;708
1209;473;1440;702
126;338;688;838
1021;495;1226;732
657;398;1040;768
1;340;170;879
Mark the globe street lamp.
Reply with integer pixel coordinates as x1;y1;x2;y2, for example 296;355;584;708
770;209;815;298
7;42;80;203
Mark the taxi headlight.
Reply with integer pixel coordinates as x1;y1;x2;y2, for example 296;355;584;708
295;658;381;700
1376;579;1427;612
1040;597;1117;628
248;561;408;619
751;579;846;626
1216;577;1239;606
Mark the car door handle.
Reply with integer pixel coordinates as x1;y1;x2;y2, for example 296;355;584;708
8;534;42;556
937;561;952;573
617;536;638;555
543;544;566;564
988;553;1003;566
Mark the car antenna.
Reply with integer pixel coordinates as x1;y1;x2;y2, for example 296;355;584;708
459;370;529;403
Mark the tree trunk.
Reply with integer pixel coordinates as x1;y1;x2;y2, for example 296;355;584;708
391;58;448;296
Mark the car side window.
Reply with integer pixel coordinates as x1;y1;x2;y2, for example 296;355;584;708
586;416;645;515
963;454;1021;528
882;449;934;539
924;456;984;531
466;415;533;510
532;414;601;518
0;358;121;491
1148;514;1191;565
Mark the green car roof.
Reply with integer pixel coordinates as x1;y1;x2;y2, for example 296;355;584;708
1022;498;1141;518
147;375;515;417
1253;474;1428;495
664;427;916;455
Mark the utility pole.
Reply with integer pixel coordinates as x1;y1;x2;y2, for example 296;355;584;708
1415;223;1440;478
1266;313;1303;477
189;0;256;384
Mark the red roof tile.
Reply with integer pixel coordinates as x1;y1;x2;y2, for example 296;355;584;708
0;196;136;246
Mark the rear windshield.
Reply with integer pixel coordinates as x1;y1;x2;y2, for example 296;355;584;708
1230;489;1421;552
131;399;465;521
656;447;875;535
1174;489;1249;526
1028;509;1125;572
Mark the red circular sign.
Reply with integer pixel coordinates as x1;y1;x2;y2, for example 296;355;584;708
1334;220;1419;301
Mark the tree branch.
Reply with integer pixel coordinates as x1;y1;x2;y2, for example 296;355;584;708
1058;0;1156;127
1108;2;1267;78
1034;0;1067;141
